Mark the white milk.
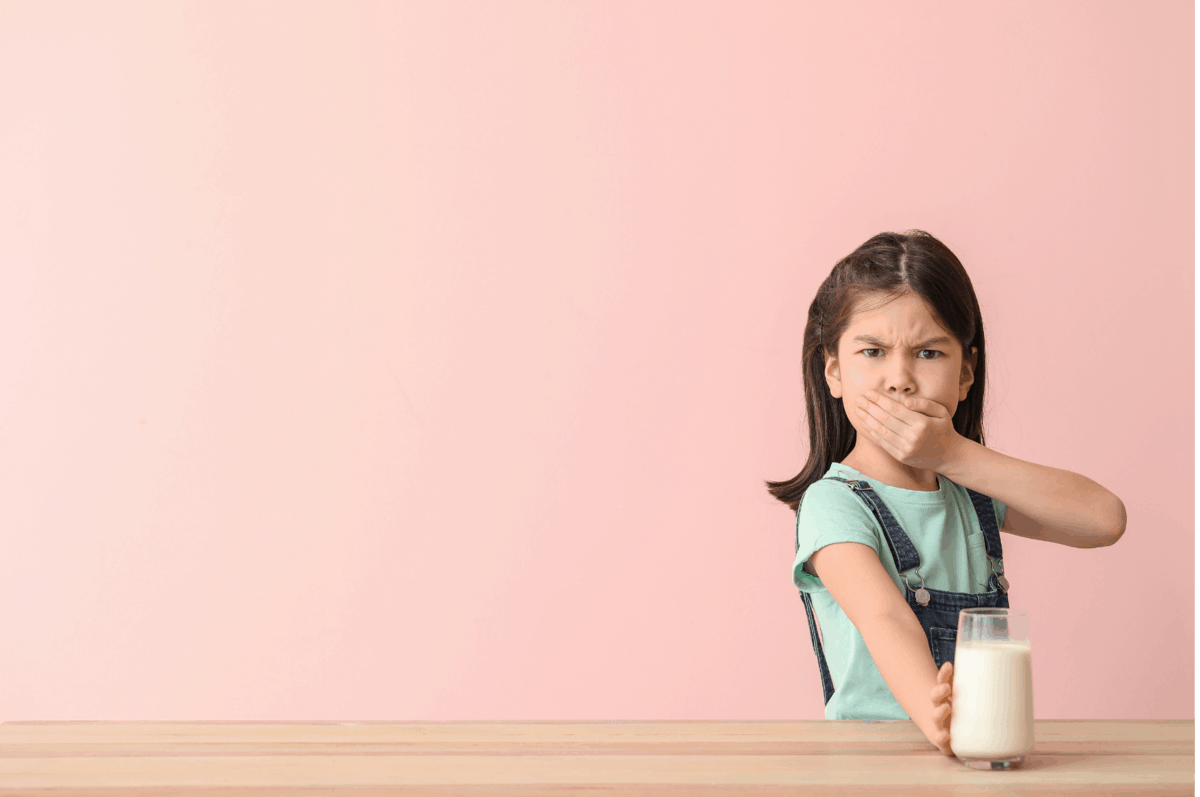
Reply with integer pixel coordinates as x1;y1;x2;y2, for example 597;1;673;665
950;639;1035;759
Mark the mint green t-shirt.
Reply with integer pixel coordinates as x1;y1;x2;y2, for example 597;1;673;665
791;462;1007;720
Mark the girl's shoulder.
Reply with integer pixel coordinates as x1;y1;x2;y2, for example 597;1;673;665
798;475;851;505
798;477;880;527
795;476;884;558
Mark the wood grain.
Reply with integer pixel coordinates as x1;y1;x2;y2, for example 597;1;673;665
0;720;1191;795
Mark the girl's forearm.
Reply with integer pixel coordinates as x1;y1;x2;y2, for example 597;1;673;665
859;610;942;747
940;438;1126;547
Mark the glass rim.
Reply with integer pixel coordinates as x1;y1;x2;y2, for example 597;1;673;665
960;607;1027;616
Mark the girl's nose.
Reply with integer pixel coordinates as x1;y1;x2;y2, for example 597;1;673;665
884;377;918;396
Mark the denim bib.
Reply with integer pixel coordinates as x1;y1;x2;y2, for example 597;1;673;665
796;475;1010;706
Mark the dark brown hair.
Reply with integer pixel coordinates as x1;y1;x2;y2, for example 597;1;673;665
765;229;989;513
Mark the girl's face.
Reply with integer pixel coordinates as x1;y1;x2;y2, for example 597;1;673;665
825;293;977;436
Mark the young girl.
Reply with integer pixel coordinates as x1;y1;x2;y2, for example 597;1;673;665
765;230;1126;756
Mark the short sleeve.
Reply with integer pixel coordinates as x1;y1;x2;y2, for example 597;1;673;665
792;480;883;593
993;497;1007;531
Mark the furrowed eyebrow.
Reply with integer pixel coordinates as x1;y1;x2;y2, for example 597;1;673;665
851;335;952;348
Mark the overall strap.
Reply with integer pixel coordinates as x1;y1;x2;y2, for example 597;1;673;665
823;475;922;573
795;490;836;706
800;591;836;705
965;487;1005;560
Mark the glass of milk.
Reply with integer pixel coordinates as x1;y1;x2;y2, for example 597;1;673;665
949;608;1035;770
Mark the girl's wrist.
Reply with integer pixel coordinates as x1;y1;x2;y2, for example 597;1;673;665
939;435;976;482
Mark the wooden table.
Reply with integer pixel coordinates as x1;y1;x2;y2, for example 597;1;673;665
0;720;1192;795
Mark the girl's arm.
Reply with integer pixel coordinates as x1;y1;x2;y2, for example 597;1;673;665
810;543;952;754
855;391;1125;548
857;607;952;754
941;438;1126;549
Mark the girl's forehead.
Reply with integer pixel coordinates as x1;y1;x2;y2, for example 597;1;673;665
846;294;942;329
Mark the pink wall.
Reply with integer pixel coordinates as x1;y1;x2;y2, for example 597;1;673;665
0;0;1190;721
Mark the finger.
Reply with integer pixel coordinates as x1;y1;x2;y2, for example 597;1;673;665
855;401;887;433
910;395;948;418
858;397;901;436
866;390;928;428
855;407;902;458
881;391;946;419
865;390;906;418
937;662;951;683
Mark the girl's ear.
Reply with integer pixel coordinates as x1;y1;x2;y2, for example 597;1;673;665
959;346;978;399
825;351;843;399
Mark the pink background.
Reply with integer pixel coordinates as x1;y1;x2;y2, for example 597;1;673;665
0;0;1191;722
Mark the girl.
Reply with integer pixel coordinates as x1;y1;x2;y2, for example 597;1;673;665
765;230;1126;756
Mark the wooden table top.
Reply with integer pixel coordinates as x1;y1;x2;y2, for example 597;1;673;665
0;719;1192;795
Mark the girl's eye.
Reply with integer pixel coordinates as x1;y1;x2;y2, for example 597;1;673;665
862;349;943;359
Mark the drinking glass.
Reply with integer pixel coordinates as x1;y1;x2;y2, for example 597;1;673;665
949;607;1035;770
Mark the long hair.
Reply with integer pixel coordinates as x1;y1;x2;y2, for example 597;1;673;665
765;229;989;513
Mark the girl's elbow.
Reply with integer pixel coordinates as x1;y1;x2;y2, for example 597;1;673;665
1099;501;1123;544
1102;498;1127;546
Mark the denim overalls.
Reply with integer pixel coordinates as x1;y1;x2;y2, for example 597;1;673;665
796;475;1010;707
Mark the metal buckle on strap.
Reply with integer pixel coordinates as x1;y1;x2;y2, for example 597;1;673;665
903;571;930;606
989;555;1010;593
